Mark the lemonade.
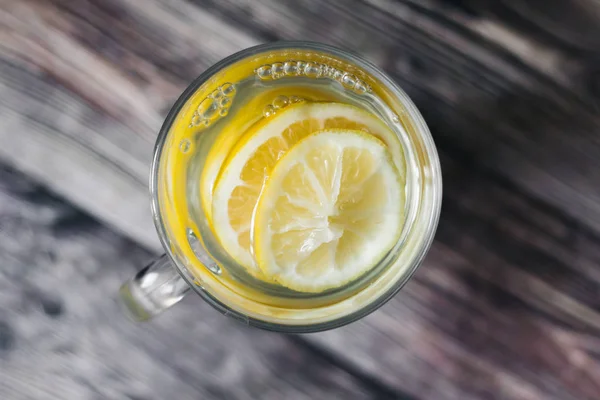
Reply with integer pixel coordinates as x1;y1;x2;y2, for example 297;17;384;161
120;43;441;330
152;43;440;324
211;102;406;287
162;55;409;298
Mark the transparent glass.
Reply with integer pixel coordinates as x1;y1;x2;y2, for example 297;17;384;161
120;42;442;333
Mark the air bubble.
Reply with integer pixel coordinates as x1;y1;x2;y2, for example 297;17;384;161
190;113;201;126
341;73;357;89
256;65;272;80
296;61;307;72
271;63;284;79
392;114;400;123
308;64;324;78
197;98;219;120
327;67;342;79
289;95;303;103
354;81;369;94
220;108;229;116
283;61;298;76
220;82;235;96
263;104;275;117
256;60;370;99
272;95;289;109
220;97;231;107
191;82;236;126
179;139;191;153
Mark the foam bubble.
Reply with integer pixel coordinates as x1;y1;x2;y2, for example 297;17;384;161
272;95;289;109
190;83;236;127
179;139;191;153
254;60;371;95
263;104;275;117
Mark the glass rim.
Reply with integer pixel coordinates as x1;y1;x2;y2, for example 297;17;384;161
150;41;442;333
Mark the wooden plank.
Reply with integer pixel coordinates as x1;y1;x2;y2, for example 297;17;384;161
0;0;260;249
1;1;600;399
0;165;391;400
458;0;600;51
0;58;159;249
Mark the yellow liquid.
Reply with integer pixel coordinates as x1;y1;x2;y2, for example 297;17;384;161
158;50;413;316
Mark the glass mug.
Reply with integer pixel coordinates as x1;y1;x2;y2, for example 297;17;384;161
120;42;442;333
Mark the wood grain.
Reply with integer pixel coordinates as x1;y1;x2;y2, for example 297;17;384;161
0;165;389;400
0;0;259;249
309;153;600;399
460;0;600;51
1;0;600;399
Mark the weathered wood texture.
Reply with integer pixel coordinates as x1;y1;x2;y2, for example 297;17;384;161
313;154;600;399
0;166;388;400
1;0;600;399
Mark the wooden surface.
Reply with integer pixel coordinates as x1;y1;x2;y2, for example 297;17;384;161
1;0;600;399
0;166;386;400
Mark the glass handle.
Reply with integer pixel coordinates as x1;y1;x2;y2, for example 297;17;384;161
119;254;190;321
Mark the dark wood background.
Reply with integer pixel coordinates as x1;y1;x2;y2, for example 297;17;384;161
1;0;600;399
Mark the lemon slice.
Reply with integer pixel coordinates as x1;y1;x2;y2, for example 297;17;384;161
253;129;404;292
212;102;404;272
200;87;340;221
